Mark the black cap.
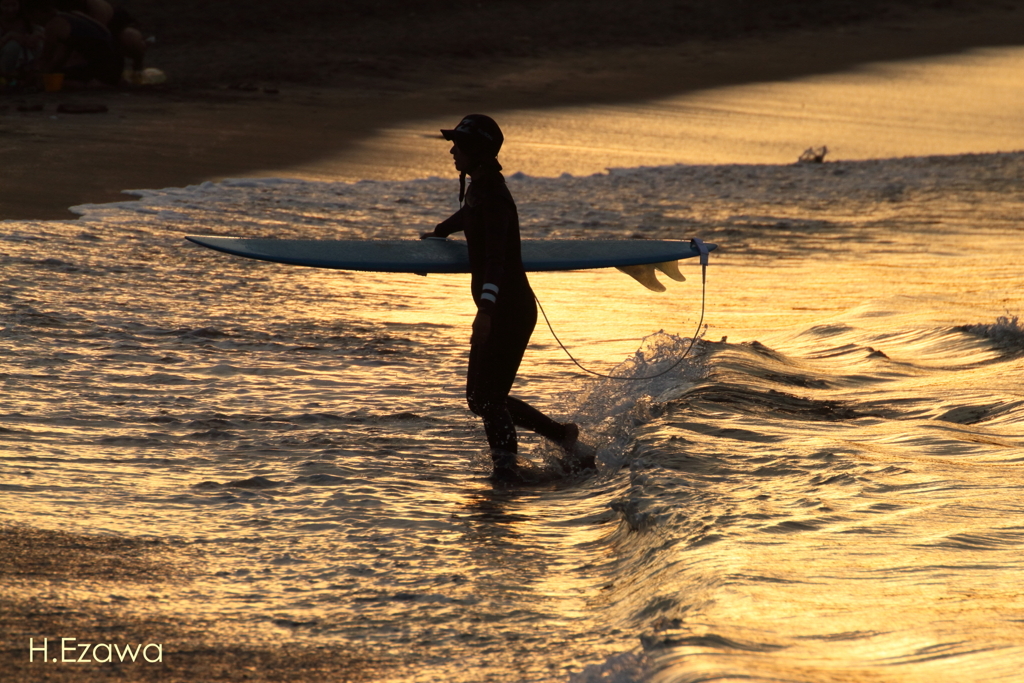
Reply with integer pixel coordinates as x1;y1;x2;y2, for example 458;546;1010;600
441;114;503;159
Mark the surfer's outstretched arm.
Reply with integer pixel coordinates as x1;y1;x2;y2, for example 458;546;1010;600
421;210;466;239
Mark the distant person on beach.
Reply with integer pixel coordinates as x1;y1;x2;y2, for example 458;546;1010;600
25;0;120;85
420;114;591;480
52;0;146;73
0;0;42;83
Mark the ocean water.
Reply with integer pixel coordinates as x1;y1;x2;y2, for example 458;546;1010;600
2;148;1023;681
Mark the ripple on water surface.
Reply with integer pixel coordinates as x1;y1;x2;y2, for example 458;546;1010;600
2;152;1024;681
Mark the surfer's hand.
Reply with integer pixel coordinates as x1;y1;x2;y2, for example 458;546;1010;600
420;230;437;239
471;311;491;346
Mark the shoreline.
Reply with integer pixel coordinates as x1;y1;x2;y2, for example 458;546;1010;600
1;4;1023;220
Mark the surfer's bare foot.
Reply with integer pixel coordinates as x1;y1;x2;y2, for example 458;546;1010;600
559;423;596;471
490;450;523;483
559;423;580;453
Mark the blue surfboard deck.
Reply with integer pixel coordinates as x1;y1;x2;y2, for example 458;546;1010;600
184;236;716;274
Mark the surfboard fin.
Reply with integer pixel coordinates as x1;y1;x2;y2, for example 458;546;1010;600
615;261;686;292
615;264;667;292
654;260;686;282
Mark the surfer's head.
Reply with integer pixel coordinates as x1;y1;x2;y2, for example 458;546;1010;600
442;114;504;204
449;143;475;174
442;114;503;165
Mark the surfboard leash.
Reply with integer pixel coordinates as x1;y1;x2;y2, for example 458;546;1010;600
536;238;710;381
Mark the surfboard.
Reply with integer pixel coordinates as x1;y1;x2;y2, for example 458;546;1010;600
185;236;715;290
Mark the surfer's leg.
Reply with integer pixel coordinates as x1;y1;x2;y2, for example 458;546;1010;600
468;297;576;461
466;342;519;454
506;396;574;445
507;397;586;466
476;400;518;454
483;300;581;452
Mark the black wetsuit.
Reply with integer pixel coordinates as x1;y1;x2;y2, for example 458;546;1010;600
434;163;569;455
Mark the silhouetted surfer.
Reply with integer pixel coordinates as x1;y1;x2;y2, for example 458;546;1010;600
421;114;591;480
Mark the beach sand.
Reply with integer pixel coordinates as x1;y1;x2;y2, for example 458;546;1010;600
2;1;1024;219
2;2;1024;680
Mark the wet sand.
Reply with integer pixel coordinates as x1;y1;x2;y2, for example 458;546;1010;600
2;3;1024;219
